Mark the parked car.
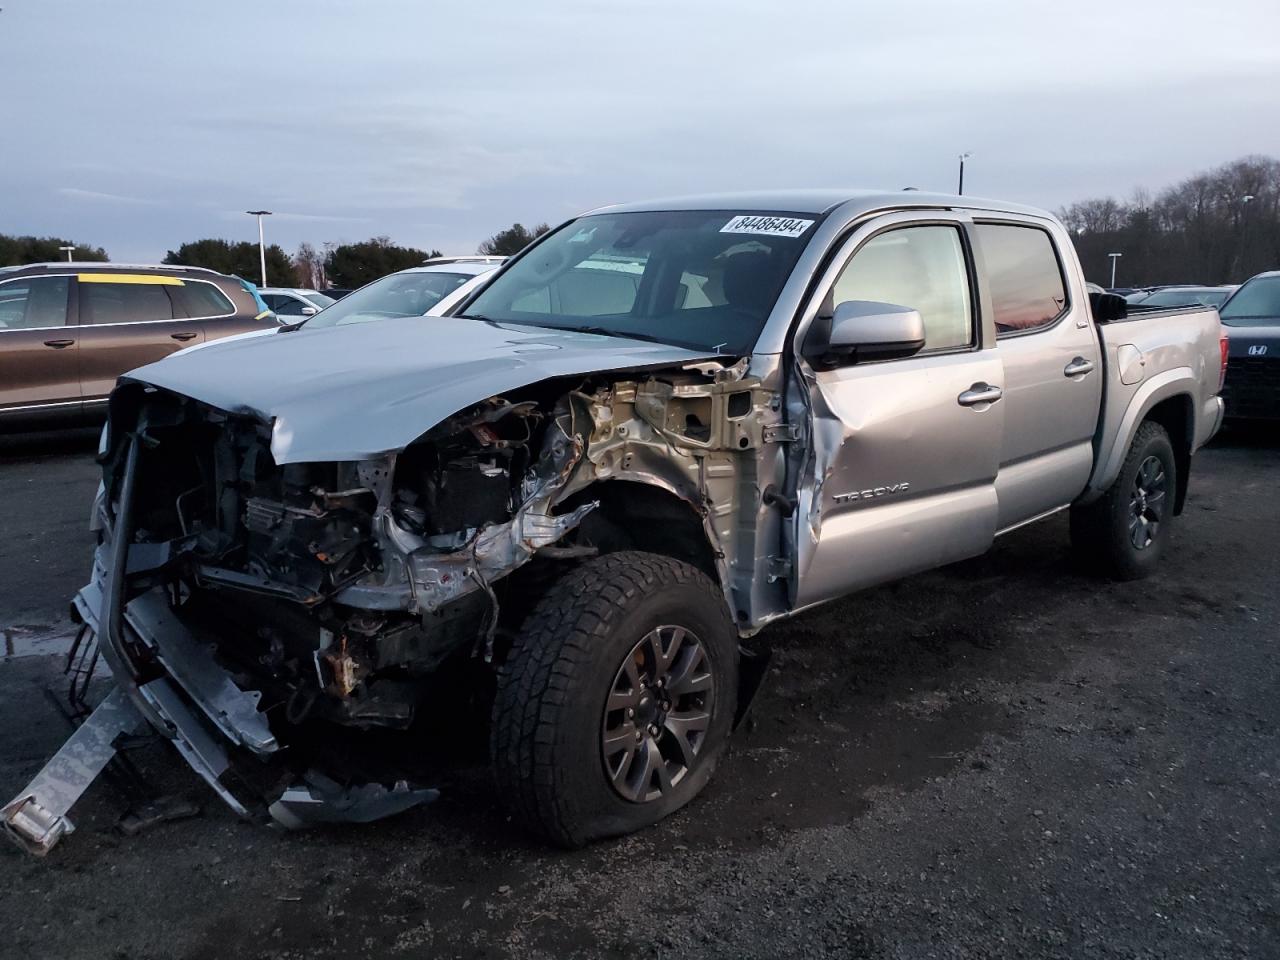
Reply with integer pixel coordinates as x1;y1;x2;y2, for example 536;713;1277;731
421;255;507;268
0;262;278;430
5;190;1226;855
258;287;336;319
299;260;501;328
1131;285;1236;309
1218;270;1280;419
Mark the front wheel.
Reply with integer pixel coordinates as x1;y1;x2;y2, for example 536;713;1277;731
1070;420;1177;580
491;551;738;847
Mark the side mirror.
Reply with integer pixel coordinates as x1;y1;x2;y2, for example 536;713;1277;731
300;305;319;316
805;300;926;367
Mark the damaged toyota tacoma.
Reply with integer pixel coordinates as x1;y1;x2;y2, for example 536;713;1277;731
5;191;1228;854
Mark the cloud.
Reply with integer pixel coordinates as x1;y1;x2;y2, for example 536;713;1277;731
216;210;375;224
56;187;156;205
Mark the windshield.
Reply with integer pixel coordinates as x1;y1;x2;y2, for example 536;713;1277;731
1220;276;1280;326
459;210;819;353
303;292;336;309
1139;288;1230;308
305;271;472;328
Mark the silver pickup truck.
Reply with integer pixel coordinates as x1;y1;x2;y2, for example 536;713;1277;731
4;190;1227;855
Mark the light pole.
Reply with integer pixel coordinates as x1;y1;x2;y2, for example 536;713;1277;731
246;210;272;287
1235;194;1256;279
58;245;75;263
957;152;971;195
1108;252;1122;289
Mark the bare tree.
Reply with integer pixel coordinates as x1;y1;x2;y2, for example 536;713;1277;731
293;242;323;288
1062;155;1280;285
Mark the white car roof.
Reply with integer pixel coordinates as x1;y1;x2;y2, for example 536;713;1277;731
407;262;498;278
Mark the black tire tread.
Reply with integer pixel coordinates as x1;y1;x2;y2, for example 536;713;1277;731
1070;419;1173;580
490;551;728;847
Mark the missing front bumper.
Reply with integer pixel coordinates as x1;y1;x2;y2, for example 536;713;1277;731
3;553;438;857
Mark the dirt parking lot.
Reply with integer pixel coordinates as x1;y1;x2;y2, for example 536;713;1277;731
1;425;1277;960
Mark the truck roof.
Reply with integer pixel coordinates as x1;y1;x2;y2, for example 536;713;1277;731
593;189;1052;221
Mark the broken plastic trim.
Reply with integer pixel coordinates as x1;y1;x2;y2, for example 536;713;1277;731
267;773;439;830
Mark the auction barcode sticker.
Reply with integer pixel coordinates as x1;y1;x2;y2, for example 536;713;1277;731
720;215;814;239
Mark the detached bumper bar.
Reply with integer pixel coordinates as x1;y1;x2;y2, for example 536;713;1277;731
2;687;145;856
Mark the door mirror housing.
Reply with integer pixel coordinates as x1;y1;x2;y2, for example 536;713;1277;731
805;300;927;367
299;305;319;316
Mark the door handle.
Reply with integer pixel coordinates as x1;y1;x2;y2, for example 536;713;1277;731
957;383;1003;407
170;332;198;342
1064;357;1095;377
43;338;75;349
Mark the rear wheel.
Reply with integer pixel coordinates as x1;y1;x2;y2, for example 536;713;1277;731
1070;420;1176;580
491;551;738;847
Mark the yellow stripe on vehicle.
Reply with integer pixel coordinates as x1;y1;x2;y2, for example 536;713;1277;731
78;273;184;285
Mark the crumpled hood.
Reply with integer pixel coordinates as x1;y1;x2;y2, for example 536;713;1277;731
123;315;715;463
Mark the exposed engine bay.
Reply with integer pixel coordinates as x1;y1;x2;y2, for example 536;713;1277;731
94;359;781;737
0;354;794;855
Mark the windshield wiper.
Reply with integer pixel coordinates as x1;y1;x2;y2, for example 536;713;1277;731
556;325;673;346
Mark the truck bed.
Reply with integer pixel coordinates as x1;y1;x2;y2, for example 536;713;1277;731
1086;303;1224;502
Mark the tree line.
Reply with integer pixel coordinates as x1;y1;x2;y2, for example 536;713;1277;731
0;222;551;289
162;222;549;289
1058;155;1280;287
0;234;108;264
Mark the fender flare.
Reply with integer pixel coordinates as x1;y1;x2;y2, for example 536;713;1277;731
1082;366;1196;502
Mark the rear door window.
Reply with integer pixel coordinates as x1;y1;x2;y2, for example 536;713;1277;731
80;280;176;325
170;281;235;318
0;276;71;329
976;224;1068;335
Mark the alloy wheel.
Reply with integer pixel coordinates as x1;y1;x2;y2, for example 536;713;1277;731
1128;455;1167;550
601;625;715;803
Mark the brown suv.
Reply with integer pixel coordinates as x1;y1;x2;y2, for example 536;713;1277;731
0;262;278;429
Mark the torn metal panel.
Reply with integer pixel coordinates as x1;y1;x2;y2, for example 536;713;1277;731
2;687;147;856
553;367;792;629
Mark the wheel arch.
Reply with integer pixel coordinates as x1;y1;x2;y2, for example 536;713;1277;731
1142;394;1194;515
568;479;723;585
1085;368;1196;512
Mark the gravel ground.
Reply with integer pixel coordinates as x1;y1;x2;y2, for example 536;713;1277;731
0;425;1276;959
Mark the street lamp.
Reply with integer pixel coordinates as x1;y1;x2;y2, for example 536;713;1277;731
246;210;273;287
1234;195;1256;279
1107;252;1123;289
58;245;75;263
957;153;972;195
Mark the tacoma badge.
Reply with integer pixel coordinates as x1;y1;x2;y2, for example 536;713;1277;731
833;482;910;504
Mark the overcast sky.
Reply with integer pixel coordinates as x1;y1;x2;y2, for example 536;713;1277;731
3;0;1278;262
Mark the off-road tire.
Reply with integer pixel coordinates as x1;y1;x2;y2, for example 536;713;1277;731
1070;420;1177;580
491;551;738;847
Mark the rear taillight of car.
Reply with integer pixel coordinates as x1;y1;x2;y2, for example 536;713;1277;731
1219;328;1230;391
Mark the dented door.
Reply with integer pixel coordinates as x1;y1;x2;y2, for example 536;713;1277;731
791;215;1004;608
